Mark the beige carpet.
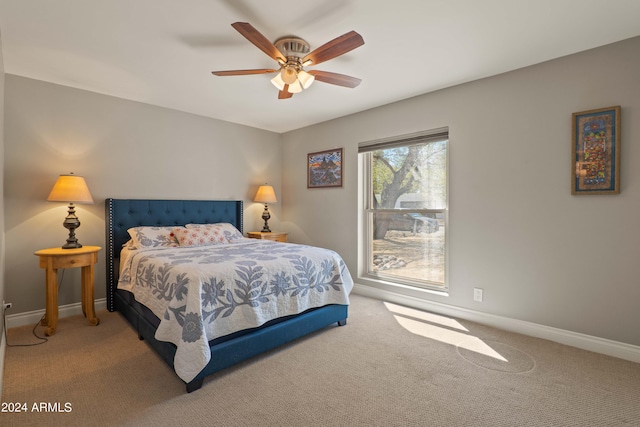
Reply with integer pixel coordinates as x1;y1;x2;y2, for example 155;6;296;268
2;294;639;426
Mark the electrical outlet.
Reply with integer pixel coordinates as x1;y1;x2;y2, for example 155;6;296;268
3;301;12;310
473;288;483;302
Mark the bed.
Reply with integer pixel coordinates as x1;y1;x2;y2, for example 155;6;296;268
105;198;352;392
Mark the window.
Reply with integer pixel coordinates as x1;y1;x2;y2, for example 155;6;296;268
360;129;448;289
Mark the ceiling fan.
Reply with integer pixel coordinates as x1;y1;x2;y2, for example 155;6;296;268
212;22;364;99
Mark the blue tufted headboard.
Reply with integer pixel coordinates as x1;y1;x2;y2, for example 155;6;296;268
104;198;243;311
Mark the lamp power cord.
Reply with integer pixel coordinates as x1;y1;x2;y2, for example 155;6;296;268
3;269;66;347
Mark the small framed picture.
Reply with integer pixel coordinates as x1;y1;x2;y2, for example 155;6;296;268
571;106;621;194
307;148;343;188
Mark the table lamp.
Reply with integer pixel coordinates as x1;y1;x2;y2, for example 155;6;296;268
254;185;277;232
47;173;94;249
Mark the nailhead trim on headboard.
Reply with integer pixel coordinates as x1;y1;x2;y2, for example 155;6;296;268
106;198;115;311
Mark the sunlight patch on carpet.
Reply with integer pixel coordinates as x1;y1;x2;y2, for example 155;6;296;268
384;302;469;332
383;301;537;371
393;314;508;362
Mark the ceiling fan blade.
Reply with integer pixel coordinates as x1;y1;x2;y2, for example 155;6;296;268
307;70;362;88
212;69;277;76
302;31;364;66
278;85;294;99
231;22;286;62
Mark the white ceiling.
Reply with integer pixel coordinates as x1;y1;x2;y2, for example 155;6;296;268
1;0;639;133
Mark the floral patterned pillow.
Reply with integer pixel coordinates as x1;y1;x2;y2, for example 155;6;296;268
186;223;244;242
173;226;229;247
127;226;181;249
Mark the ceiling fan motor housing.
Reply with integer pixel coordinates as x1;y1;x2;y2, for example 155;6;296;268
274;36;310;66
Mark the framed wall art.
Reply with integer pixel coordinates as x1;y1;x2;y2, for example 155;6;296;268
571;106;621;195
307;148;343;188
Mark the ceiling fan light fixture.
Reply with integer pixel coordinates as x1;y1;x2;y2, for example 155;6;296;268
287;79;302;93
270;73;285;91
281;66;298;85
297;70;315;89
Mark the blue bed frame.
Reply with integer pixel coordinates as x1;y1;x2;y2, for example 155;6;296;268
105;199;348;392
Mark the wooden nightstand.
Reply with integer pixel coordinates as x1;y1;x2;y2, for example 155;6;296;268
246;231;288;243
34;246;101;336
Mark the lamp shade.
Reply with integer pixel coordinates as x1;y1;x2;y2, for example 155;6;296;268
254;185;277;204
47;173;94;204
271;73;286;91
297;70;315;89
280;66;298;85
286;79;302;94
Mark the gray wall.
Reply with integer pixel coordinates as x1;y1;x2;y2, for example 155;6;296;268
3;37;639;350
281;36;640;347
3;76;281;313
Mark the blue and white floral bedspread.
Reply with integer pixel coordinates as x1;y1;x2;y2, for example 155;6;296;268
118;239;353;382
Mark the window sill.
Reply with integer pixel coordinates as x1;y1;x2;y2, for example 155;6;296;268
357;275;449;298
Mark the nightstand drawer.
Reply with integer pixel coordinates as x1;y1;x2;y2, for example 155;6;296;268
38;251;97;269
247;231;288;242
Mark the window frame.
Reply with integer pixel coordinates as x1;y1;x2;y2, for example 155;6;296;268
359;129;449;291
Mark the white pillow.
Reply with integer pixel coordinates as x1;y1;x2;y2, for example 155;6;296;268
127;226;181;249
186;223;244;241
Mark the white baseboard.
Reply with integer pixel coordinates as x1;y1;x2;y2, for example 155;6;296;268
353;283;640;364
5;298;107;330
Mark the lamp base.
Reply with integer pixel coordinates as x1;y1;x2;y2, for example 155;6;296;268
62;240;83;249
261;204;272;233
61;203;83;249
